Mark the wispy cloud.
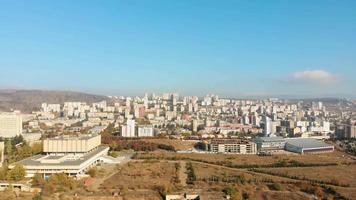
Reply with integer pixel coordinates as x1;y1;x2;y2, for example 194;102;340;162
283;70;340;85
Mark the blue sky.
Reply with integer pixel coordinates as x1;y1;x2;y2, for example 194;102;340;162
0;0;355;98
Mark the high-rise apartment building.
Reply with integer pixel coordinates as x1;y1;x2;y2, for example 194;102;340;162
0;112;22;138
121;119;136;137
263;115;272;136
137;125;154;137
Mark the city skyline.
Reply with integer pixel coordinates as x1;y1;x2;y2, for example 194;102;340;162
0;0;355;98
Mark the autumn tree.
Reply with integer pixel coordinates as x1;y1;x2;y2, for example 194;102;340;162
32;173;45;187
7;165;26;181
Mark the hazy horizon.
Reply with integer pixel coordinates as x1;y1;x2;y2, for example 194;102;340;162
1;87;355;100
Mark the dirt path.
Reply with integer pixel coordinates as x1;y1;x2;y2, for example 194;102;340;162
179;161;187;186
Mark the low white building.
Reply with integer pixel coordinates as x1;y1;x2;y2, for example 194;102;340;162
285;138;334;154
254;137;285;151
206;139;257;154
11;134;110;179
137;125;154;137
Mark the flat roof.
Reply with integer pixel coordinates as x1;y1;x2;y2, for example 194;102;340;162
210;139;252;145
15;146;108;167
255;137;285;142
45;155;63;160
46;134;98;141
285;138;333;149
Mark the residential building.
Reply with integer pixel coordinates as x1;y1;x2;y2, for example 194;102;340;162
0;112;22;138
263;116;272;136
205;139;257;154
121;119;136;137
137;125;154;137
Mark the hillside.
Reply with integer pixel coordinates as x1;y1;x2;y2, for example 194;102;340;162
0;89;109;113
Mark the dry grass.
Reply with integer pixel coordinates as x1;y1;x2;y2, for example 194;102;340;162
334;187;356;200
259;164;356;187
135;150;354;167
102;160;176;191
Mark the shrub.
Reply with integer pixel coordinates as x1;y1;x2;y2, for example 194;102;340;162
87;167;97;178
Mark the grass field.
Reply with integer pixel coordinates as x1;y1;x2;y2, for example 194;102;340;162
135;150;354;167
257;164;356;187
189;162;333;200
101;160;177;192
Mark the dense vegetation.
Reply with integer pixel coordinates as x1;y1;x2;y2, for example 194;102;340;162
186;162;196;184
102;136;175;152
32;173;81;197
249;168;351;187
2;136;42;164
0;164;26;181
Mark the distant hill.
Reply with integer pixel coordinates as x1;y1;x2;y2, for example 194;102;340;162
0;89;109;113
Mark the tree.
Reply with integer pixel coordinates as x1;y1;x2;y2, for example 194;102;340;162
12;135;24;145
5;140;13;157
47;173;77;190
31;143;43;155
7;165;26;181
0;165;8;180
16;143;33;160
32;173;45;187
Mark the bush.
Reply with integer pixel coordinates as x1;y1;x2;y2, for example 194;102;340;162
109;151;118;158
270;182;282;191
87;167;97;178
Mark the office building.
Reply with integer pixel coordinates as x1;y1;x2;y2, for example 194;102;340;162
0;112;22;138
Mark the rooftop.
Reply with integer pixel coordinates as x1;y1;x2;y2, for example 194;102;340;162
14;146;108;167
210;139;253;145
255;137;285;142
46;134;98;141
285;138;333;149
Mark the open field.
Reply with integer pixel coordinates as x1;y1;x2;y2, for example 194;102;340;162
189;162;340;200
192;162;290;184
101;160;178;192
134;150;355;168
257;164;356;187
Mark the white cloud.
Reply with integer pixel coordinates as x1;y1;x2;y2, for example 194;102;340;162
287;70;340;85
